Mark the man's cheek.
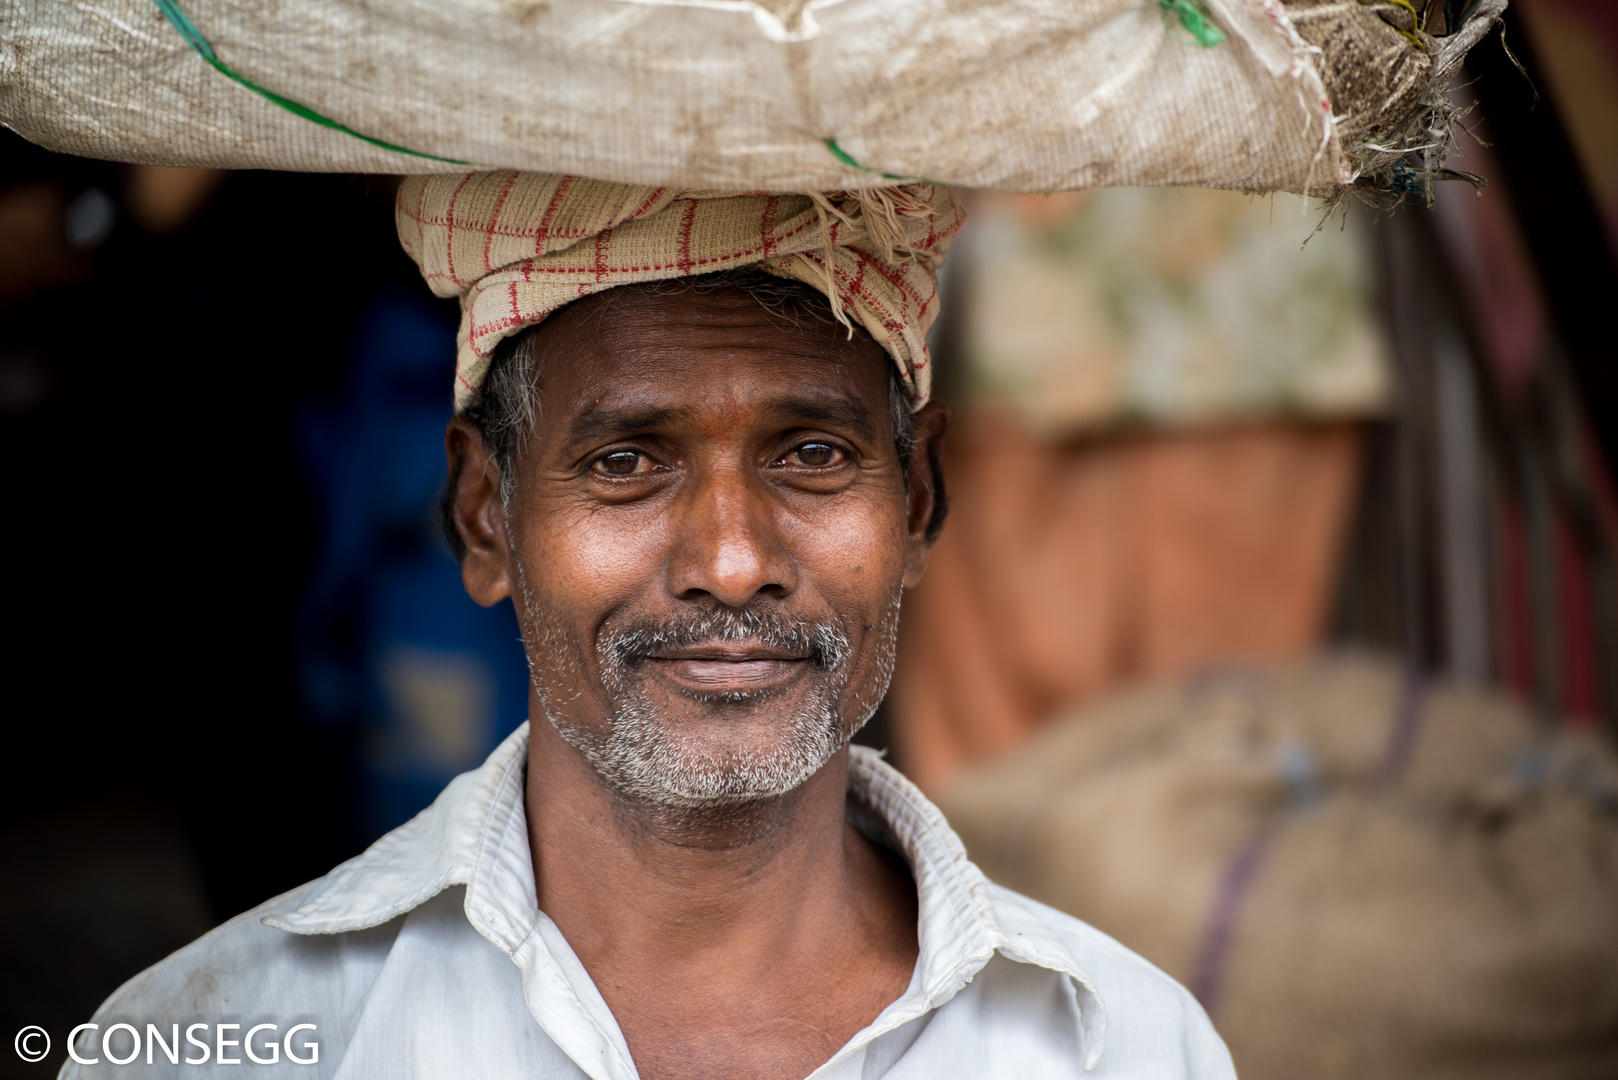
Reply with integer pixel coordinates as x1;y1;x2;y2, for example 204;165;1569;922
544;510;671;597
808;524;905;616
522;516;657;609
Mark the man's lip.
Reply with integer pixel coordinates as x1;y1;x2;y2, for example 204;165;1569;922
645;645;808;662
644;651;809;693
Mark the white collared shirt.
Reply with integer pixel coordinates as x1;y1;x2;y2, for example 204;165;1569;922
62;724;1233;1079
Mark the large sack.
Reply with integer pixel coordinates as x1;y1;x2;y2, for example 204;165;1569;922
943;654;1618;1080
0;0;1500;197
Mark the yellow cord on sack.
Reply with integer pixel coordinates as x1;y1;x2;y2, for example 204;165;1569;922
1361;0;1428;51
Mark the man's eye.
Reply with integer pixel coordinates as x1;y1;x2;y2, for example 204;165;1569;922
597;450;643;476
790;442;841;467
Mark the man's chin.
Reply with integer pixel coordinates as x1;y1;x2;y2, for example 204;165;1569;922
629;687;834;749
562;686;851;810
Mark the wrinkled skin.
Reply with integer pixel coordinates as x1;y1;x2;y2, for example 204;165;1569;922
445;283;947;1080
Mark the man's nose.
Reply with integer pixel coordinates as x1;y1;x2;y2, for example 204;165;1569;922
667;465;797;607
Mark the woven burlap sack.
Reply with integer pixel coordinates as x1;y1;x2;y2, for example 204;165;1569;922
943;653;1618;1080
0;0;1501;197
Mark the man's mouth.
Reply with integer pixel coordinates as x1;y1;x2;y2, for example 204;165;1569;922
645;644;811;693
602;609;850;698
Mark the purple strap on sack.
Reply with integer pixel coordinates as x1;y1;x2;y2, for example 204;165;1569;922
1188;670;1427;1016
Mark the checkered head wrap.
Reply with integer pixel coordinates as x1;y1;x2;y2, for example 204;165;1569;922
396;172;965;412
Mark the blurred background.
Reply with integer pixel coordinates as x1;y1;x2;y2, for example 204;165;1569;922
2;2;1615;1077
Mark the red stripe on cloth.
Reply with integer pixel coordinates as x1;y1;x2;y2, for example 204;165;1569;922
395;179;435;227
850;247;924;310
482;172;521;274
771;213;817;248
467;315;529;352
828;256;924;372
485;224;593;242
677;200;698;275
536;177;575;258
834;259;888;325
845;253;933;354
473;207;807;269
917;277;940;320
628;188;668;221
477;244;782;280
761;196;779;258
442;173;477;287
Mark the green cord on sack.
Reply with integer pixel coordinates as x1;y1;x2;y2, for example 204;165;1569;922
1158;0;1226;46
824;139;946;186
150;0;471;165
825;139;914;182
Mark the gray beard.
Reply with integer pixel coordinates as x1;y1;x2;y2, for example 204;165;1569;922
515;566;901;812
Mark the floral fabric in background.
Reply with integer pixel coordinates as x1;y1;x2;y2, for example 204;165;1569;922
960;188;1389;436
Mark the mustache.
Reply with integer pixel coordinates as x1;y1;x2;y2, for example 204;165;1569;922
603;607;851;671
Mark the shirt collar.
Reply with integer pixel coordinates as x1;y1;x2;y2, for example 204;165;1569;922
263;721;1107;1070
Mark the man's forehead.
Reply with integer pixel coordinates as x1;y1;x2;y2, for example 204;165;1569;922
530;286;893;440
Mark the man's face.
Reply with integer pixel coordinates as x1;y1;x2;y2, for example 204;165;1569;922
450;285;942;811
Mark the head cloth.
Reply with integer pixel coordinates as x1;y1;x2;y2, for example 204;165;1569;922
395;172;965;412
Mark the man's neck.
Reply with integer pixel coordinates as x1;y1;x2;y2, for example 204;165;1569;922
523;713;919;1080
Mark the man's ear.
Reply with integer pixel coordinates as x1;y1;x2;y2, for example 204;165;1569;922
901;401;950;588
445;417;514;607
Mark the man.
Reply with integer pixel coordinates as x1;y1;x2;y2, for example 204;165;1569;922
64;174;1233;1079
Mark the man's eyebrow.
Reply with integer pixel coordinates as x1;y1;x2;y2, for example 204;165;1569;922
562;404;691;447
769;395;878;441
563;395;881;446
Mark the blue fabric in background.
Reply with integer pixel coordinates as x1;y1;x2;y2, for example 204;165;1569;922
295;288;530;838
